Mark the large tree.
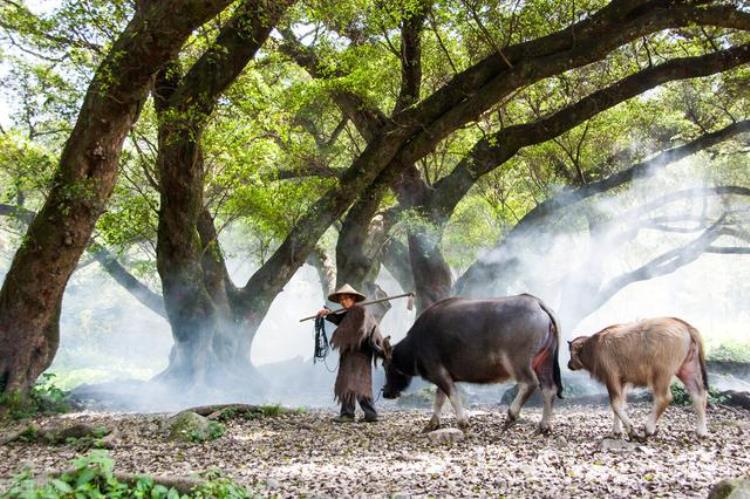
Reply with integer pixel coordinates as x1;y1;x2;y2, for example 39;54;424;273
0;0;236;397
151;0;295;387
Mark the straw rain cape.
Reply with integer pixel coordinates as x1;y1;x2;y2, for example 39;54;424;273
329;304;385;403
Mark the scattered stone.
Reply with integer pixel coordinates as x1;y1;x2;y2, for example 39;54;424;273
99;429;120;449
599;438;639;453
708;478;750;499
554;435;568;447
425;428;464;444
719;391;750;410
1;404;749;497
167;411;210;442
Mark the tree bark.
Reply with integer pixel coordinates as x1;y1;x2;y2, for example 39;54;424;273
0;0;234;396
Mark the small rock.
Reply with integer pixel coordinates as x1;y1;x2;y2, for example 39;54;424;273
425;428;464;444
599;438;638;453
396;453;422;462
708;478;750;499
99;429;120;449
265;478;281;490
167;411;210;442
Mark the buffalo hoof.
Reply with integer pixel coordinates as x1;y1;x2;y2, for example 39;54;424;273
627;429;648;443
457;419;471;434
502;417;517;432
422;418;440;433
644;426;659;437
535;425;552;436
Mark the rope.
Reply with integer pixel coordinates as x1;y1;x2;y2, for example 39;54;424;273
314;312;339;372
313;313;330;362
323;356;339;373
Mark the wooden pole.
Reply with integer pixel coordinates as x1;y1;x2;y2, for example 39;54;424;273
299;292;415;322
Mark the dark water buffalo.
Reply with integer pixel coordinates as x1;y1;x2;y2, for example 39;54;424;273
382;294;563;433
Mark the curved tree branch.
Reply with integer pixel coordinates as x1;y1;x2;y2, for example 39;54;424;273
430;46;750;223
0;204;165;317
455;124;750;295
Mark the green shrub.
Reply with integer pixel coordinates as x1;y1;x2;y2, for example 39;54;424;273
1;450;252;498
259;404;284;417
707;342;750;363
206;421;226;442
191;469;251;499
671;383;691;406
0;373;70;420
670;383;728;406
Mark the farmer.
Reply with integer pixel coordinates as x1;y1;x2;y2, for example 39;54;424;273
317;284;387;423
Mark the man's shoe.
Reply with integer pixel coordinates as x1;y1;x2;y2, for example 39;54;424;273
359;415;378;423
332;415;355;423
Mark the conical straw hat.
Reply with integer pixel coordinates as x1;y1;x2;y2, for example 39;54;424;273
328;283;367;303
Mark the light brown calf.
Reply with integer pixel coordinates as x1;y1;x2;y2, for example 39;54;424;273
568;317;708;438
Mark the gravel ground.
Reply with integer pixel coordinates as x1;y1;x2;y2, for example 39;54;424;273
1;403;749;497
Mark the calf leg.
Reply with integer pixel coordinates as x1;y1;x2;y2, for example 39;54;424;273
422;389;446;433
646;377;672;436
607;381;637;438
612;400;625;436
505;366;538;430
677;368;709;437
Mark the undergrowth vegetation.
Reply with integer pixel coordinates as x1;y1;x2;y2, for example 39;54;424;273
0;373;70;420
1;451;252;498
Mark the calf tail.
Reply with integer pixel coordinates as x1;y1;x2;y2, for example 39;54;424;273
695;328;709;391
676;318;709;391
532;296;564;399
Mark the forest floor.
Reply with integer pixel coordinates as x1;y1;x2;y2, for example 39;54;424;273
0;403;748;498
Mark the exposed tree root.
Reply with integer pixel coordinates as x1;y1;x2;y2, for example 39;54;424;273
184;403;264;420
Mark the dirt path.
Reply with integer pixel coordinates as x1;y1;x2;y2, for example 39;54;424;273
1;404;748;497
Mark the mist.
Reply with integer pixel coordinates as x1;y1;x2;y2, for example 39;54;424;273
2;153;747;411
456;153;750;393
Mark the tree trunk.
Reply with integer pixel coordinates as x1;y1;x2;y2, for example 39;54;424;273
335;183;389;291
0;0;234;396
152;0;293;390
406;231;453;313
